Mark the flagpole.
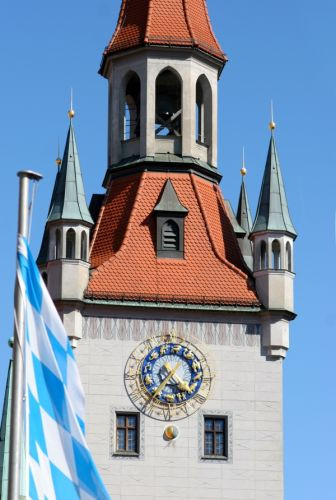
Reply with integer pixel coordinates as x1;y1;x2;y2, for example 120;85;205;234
8;171;42;500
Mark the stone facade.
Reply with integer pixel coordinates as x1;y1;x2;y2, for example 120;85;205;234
75;312;284;500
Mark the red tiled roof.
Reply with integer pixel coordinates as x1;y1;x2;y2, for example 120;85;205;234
87;172;259;307
104;0;227;62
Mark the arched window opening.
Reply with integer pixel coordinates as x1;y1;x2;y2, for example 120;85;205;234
81;231;88;261
195;76;212;146
162;220;180;251
42;272;48;287
55;229;61;259
124;73;141;140
155;70;182;137
272;240;281;270
286;242;292;272
66;229;76;259
196;81;204;143
260;241;267;270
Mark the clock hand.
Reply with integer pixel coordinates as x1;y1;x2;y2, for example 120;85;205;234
152;362;182;398
164;362;194;393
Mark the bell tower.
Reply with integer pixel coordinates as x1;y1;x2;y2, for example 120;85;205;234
36;2;297;499
100;0;227;169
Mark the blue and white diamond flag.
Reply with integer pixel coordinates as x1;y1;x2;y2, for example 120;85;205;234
17;236;110;499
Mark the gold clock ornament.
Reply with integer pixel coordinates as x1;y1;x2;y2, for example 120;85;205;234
124;332;212;421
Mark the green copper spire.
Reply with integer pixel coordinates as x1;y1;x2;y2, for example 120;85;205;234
236;177;253;270
47;122;93;224
237;178;252;234
251;135;297;238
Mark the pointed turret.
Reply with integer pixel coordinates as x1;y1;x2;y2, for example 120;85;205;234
37;113;92;340
48;122;93;225
250;126;297;358
251;135;296;238
236;177;253;270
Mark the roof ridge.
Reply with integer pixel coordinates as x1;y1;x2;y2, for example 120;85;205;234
106;0;127;53
70;124;84;221
116;171;147;257
183;0;196;45
191;174;252;280
214;185;254;279
144;0;153;42
89;186;110;260
202;0;223;55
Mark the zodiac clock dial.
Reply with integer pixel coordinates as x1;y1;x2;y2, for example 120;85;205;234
124;333;212;421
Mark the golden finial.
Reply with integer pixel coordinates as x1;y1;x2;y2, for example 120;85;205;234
269;100;276;131
240;147;247;177
68;88;75;119
55;137;62;168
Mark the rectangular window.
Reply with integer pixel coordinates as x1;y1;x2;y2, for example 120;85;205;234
204;416;228;458
116;413;139;455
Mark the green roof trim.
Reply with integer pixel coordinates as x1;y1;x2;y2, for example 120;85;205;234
103;154;222;186
251;135;297;237
83;298;262;313
48;122;93;225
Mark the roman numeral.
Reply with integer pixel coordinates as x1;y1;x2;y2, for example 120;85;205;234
194;394;207;405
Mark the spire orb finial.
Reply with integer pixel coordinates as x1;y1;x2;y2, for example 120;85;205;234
68;88;75;119
240;147;247;176
269;100;276;131
55;157;62;167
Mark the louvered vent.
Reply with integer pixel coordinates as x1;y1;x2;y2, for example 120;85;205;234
162;220;179;250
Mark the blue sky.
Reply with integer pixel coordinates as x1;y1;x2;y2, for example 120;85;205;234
1;1;335;498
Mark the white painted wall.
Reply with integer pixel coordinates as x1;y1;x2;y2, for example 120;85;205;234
76;316;284;500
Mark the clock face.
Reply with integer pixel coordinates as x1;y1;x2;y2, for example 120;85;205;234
124;333;212;421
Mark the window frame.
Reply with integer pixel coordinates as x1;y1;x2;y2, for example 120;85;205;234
115;412;140;457
203;415;229;460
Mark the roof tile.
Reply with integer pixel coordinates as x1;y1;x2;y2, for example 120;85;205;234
103;0;227;63
87;172;259;307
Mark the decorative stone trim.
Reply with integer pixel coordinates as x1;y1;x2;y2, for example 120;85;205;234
110;406;145;461
198;409;233;464
83;317;261;348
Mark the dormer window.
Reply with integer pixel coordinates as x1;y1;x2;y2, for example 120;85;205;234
162;220;180;251
154;180;188;259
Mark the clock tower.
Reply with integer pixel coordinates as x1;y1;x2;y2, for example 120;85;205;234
37;1;297;498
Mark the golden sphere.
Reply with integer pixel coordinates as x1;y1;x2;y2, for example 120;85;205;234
56;157;62;167
269;120;276;130
68;109;75;119
240;166;247;176
164;425;179;441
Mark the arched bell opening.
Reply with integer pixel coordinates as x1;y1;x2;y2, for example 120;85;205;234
155;69;182;137
195;75;212;148
272;240;281;270
286;241;292;272
66;229;76;259
122;72;141;141
55;228;62;259
81;231;88;261
260;240;268;270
